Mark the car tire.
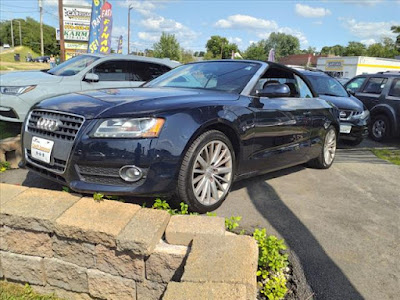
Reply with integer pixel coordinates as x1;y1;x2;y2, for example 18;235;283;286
369;114;391;142
308;126;337;169
343;138;363;146
176;130;235;213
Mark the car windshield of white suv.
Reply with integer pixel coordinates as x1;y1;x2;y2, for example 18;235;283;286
47;55;99;76
307;75;348;97
144;61;261;93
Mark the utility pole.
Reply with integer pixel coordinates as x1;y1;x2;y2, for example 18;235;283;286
39;0;44;56
58;0;65;61
128;5;133;54
10;19;14;48
14;20;22;46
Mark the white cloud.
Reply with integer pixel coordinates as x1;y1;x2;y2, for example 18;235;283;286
228;37;243;46
340;18;397;41
118;0;157;16
361;39;377;46
215;14;278;31
340;0;384;6
313;21;323;25
215;14;308;47
295;4;331;18
138;32;160;42
44;0;90;7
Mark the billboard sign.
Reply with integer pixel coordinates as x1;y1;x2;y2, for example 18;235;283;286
63;6;91;42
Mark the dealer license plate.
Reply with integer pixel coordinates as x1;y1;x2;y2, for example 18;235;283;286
340;125;352;134
31;136;54;164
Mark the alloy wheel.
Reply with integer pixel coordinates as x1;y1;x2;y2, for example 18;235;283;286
191;140;233;206
372;119;386;139
324;129;336;165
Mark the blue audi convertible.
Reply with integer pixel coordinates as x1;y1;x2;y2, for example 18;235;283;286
20;60;339;212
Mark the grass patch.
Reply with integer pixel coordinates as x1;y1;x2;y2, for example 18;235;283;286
0;46;39;63
0;121;21;140
0;46;49;71
0;281;62;299
371;149;400;165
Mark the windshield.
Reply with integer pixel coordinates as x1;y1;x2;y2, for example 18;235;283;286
306;74;348;97
47;55;99;76
144;61;261;93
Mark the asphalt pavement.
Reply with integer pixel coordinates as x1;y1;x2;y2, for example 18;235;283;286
1;139;399;300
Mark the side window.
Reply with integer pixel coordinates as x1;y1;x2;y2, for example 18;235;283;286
294;75;313;98
388;78;400;98
130;62;171;82
93;60;131;81
362;77;388;94
346;77;366;93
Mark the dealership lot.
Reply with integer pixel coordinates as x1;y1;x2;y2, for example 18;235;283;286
1;140;399;299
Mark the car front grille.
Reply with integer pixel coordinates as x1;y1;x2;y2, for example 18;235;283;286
27;109;84;141
339;110;362;120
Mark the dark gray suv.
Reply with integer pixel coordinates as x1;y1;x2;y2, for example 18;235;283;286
345;72;400;142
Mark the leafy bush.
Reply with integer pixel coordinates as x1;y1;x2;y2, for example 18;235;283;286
0;161;11;173
93;192;104;202
253;228;289;300
225;215;242;231
0;282;61;299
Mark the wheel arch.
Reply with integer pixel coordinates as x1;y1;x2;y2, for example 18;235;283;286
370;104;397;135
183;119;242;172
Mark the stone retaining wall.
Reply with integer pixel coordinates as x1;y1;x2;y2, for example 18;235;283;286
0;183;258;300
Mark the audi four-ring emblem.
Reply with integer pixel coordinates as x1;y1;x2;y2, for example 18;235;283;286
36;117;61;132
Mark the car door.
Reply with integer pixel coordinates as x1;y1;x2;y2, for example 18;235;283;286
248;73;313;173
354;77;388;110
345;76;367;94
387;78;400;131
81;59;134;91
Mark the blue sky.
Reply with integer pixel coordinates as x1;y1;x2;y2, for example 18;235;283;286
1;0;399;54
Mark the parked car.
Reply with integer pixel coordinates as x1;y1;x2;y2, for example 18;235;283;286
20;60;340;212
296;69;369;146
0;54;179;122
336;77;351;85
34;56;50;63
3;44;10;49
345;71;400;141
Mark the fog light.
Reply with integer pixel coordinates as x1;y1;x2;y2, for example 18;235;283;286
119;165;143;182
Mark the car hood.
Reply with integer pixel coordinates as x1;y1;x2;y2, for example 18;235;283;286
35;87;240;119
0;70;63;85
318;94;364;112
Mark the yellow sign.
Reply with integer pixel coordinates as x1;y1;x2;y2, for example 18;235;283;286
326;60;344;71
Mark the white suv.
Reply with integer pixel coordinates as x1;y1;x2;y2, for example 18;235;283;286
0;54;179;122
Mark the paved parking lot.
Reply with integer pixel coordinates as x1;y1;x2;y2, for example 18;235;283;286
1;139;399;300
217;148;400;300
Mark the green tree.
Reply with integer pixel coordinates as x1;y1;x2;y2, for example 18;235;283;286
263;32;300;60
0;17;58;55
153;32;181;61
205;35;239;59
344;41;367;56
391;26;400;50
320;44;345;56
244;41;267;61
180;48;195;64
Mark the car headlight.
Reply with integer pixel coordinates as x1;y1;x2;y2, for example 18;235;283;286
354;109;370;119
92;118;165;138
0;85;36;95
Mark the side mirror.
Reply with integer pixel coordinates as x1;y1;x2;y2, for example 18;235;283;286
84;73;99;83
347;89;355;96
258;83;290;98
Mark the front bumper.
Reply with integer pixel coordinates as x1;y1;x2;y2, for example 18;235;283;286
339;118;369;141
0;94;30;122
21;117;181;197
